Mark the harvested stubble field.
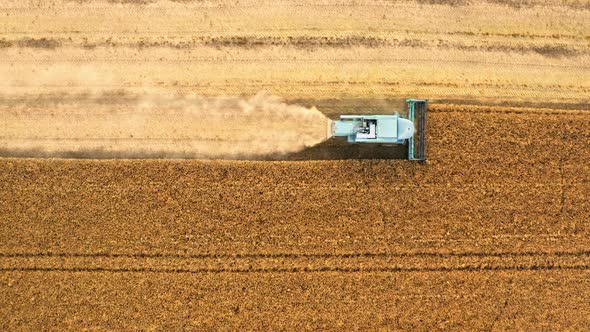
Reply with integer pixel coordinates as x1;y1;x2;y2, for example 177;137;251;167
1;0;590;330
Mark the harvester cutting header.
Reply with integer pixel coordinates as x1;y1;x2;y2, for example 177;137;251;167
329;99;428;161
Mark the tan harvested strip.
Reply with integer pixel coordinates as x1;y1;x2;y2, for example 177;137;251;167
1;0;589;106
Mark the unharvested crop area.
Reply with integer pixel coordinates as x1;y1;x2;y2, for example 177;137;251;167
2;108;590;329
1;0;590;330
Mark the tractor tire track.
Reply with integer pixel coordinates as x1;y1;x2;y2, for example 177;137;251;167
2;251;589;273
1;35;587;58
2;250;590;259
2;265;589;274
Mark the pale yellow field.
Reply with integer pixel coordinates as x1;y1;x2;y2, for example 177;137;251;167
0;0;589;105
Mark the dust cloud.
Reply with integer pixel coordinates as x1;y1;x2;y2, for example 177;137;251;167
0;90;332;159
0;65;332;159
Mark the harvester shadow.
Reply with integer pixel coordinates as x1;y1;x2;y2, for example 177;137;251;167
0;139;408;161
277;137;408;161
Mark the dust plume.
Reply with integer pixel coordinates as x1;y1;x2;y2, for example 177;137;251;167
0;90;332;159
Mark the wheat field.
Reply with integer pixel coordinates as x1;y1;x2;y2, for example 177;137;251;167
1;0;589;330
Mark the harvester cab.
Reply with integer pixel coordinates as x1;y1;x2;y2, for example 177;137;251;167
331;99;428;161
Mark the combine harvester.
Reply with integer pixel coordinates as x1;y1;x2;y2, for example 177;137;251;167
330;99;428;161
